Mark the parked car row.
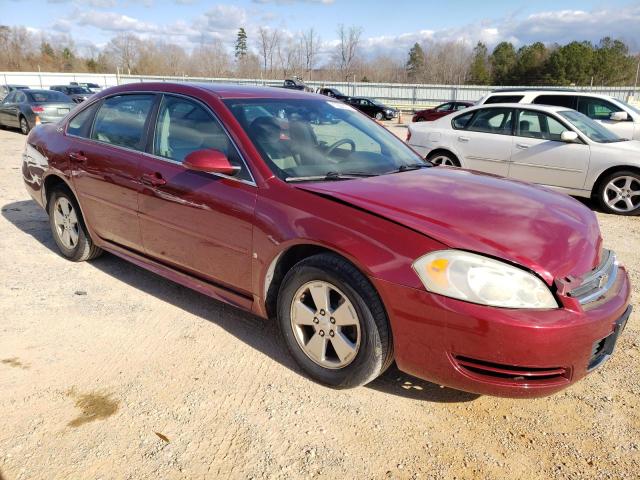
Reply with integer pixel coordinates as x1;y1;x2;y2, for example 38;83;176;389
0;89;76;134
20;82;632;399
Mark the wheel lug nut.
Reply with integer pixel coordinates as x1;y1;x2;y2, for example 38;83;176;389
319;309;326;316
313;317;319;324
329;331;334;337
319;330;325;337
330;317;335;324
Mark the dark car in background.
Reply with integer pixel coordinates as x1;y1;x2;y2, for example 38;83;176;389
0;84;30;101
70;81;103;93
0;89;75;134
281;77;313;92
412;101;474;122
347;96;398;120
50;85;93;103
317;87;350;102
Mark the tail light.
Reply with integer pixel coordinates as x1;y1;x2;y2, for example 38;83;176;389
31;106;45;113
406;129;411;142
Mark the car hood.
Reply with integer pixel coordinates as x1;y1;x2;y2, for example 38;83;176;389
594;139;640;155
296;168;602;284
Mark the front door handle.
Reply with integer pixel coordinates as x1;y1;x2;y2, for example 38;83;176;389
516;143;530;150
69;151;87;162
458;136;470;143
141;172;166;187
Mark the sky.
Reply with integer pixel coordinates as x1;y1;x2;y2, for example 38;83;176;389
2;0;640;58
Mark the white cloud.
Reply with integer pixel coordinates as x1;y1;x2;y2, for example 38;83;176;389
252;0;334;4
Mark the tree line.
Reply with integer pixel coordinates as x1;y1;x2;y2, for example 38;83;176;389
1;24;638;86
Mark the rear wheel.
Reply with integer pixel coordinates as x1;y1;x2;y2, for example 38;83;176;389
375;112;384;121
428;151;460;167
597;171;640;215
48;187;103;261
277;253;393;388
19;116;30;135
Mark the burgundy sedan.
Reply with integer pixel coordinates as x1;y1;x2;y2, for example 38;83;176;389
22;83;632;397
412;101;474;122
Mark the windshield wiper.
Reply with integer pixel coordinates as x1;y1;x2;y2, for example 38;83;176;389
385;163;431;174
285;171;377;182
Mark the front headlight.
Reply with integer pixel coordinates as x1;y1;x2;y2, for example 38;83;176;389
412;250;558;309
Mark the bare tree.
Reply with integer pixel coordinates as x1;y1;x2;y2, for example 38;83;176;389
103;33;141;74
301;28;320;79
334;25;362;81
257;27;280;77
190;39;231;78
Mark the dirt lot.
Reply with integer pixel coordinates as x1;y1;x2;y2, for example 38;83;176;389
0;126;639;480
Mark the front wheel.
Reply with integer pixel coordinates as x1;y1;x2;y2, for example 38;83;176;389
597;171;640;215
19;116;30;135
277;253;393;388
374;112;384;121
48;187;103;261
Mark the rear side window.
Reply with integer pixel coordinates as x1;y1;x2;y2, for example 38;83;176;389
466;108;513;135
452;111;474;129
483;95;524;104
577;97;621;121
67;102;101;138
533;95;577;109
15;91;27;103
92;94;155;151
153;95;252;181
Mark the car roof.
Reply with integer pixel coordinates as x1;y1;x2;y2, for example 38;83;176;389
486;89;616;99
106;82;325;100
462;102;572;113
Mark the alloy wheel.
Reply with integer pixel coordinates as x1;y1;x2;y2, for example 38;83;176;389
430;155;457;167
53;197;80;249
20;117;29;134
290;280;361;369
603;175;640;213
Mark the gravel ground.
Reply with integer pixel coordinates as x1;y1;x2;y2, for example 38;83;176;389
0;126;639;480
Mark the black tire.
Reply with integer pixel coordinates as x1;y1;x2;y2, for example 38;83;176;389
19;116;30;135
277;253;393;389
427;150;460;167
375;112;384;121
596;170;640;216
48;186;103;261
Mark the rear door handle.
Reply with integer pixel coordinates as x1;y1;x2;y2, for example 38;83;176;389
516;143;530;150
141;172;166;187
458;136;470;143
69;151;87;162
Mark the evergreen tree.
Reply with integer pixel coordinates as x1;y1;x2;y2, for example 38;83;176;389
593;37;636;85
406;43;425;82
468;42;491;85
235;28;248;59
512;42;548;84
489;42;517;85
545;41;595;85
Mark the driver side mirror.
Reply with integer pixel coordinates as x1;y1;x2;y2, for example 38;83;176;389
610;111;628;122
560;131;580;143
183;149;240;176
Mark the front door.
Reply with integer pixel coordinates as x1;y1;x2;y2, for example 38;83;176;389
137;94;256;294
70;93;156;251
508;109;590;190
454;107;513;176
577;96;636;140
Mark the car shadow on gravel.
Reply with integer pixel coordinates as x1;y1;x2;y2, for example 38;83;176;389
2;199;479;404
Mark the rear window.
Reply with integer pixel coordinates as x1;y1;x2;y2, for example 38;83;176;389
533;95;577;109
28;90;70;103
484;95;524;104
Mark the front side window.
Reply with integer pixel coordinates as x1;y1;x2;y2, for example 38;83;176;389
67;102;101;138
452;111;474;129
516;110;569;141
435;103;452;112
466;108;513;135
578;97;620;121
559;110;624;143
153;95;251;181
223;98;426;180
91;94;155;151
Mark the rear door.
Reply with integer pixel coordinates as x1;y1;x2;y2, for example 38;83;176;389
69;94;156;251
508;108;590;190
453;107;514;176
137;94;256;293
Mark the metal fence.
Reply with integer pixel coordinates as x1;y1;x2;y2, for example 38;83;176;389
3;71;639;110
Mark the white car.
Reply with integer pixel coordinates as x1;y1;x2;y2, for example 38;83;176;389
477;89;640;140
407;103;640;215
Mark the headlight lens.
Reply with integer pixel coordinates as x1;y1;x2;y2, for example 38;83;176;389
412;250;558;309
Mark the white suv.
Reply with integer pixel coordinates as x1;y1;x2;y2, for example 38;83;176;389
477;89;640;140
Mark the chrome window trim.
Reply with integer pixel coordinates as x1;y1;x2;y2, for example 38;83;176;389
64;90;257;187
568;249;619;305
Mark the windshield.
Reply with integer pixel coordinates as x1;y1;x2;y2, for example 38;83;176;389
68;87;91;94
616;99;640;116
28;90;71;103
559;110;625;143
224;98;427;180
370;99;386;107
